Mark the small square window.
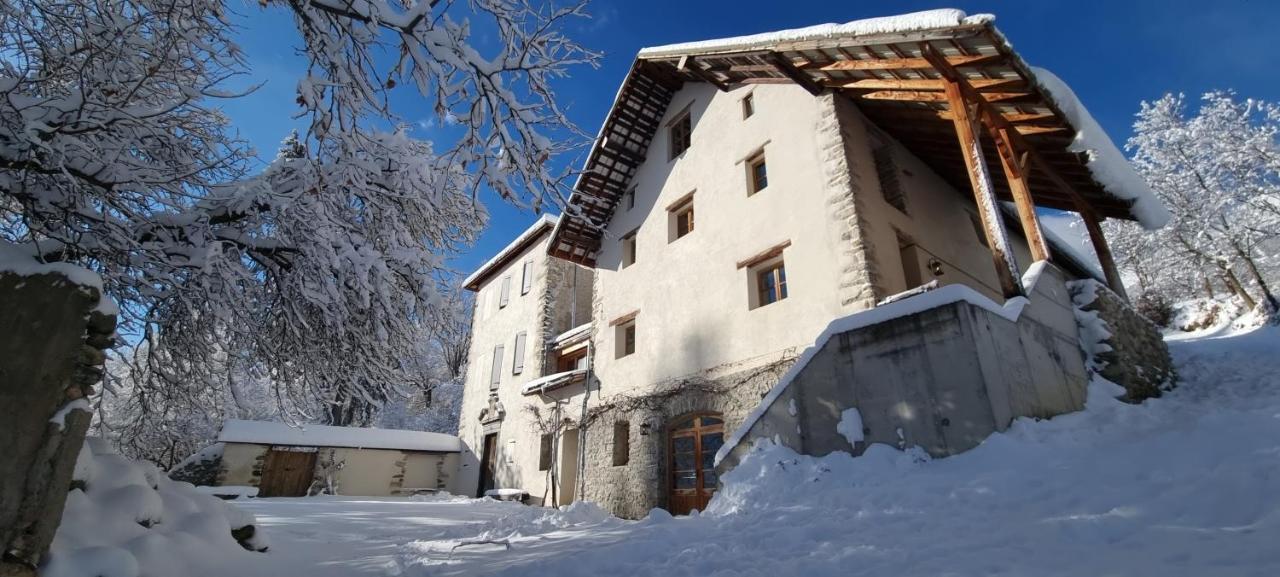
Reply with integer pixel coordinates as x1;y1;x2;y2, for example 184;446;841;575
747;154;768;195
874;145;907;214
668;196;694;242
670;112;691;159
623;188;635;211
742;93;755;119
612;421;630;466
615;320;636;359
755;261;787;308
621;231;637;269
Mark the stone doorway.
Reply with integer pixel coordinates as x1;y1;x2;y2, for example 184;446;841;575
477;433;498;497
667;414;724;515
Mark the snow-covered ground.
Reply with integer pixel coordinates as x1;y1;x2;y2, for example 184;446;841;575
232;323;1280;577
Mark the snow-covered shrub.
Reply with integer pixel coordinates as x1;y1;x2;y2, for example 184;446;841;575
43;438;267;577
1134;292;1174;327
168;443;225;487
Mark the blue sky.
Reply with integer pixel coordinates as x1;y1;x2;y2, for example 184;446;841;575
220;0;1280;276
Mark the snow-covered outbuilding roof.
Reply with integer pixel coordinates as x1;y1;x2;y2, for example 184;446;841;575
548;8;1169;266
463;214;558;291
217;420;462;453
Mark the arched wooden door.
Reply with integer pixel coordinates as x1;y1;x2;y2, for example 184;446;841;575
668;414;724;515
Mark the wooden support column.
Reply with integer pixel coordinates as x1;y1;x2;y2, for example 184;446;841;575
1076;204;1129;302
990;127;1051;263
942;80;1024;299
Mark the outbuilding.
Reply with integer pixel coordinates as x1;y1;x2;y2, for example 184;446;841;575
215;420;463;497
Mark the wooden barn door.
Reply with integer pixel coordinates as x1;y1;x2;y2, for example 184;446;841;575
258;448;317;497
477;433;498;497
668;414;724;515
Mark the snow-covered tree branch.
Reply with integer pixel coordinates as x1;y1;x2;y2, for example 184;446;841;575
1;0;598;424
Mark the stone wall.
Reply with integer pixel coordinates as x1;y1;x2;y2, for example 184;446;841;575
818;91;883;309
0;269;114;576
1069;279;1175;401
579;355;795;519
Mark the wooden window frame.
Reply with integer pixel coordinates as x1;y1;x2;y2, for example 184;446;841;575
669;111;691;160
754;260;788;309
746;153;768;195
741;92;755;119
667;192;695;243
623;188;636;211
615;319;636;359
620;230;638;269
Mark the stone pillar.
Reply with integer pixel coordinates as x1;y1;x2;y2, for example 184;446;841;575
0;268;115;576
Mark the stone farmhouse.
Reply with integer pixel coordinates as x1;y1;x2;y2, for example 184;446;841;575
456;9;1173;518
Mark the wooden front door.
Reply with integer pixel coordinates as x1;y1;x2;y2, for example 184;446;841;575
668;414;724;515
258;448;317;497
477;433;498;497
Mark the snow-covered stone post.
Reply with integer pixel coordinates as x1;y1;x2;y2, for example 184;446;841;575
0;255;116;576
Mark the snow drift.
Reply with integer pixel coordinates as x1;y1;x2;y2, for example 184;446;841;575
43;438;268;577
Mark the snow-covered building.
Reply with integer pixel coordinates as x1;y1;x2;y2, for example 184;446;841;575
456;215;594;504
214;420;464;497
460;9;1172;517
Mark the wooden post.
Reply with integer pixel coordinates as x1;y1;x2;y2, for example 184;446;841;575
990;127;1051;263
943;80;1024;299
1077;204;1129;302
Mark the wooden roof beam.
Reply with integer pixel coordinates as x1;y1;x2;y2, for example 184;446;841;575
677;55;729;91
799;52;1004;72
833;77;1024;92
766;52;824;96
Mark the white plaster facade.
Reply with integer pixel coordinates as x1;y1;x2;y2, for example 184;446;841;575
218;443;462;497
456;82;1081;517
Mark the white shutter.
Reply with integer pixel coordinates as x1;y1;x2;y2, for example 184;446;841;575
499;276;511;307
520;260;533;295
513;332;527;374
490;344;504;389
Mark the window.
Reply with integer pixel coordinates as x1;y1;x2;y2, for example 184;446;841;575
741;93;755;119
621;230;637;268
756;261;787;307
489;344;504;389
520;260;533;295
557;347;589;372
670;111;691;159
898;232;923;290
539;434;553;471
612;421;630;466
499;275;511;308
747;153;768;195
969;213;989;248
512;332;527;375
623;188;636;211
668;195;694;242
615;320;636;359
874;145;907;214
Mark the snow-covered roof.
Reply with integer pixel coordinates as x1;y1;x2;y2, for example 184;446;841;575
552;323;592;347
638;9;993;58
548;9;1170;265
217;419;462;452
521;369;589;396
463;214;558;291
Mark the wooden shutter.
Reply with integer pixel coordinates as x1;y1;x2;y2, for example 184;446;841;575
490;344;504;389
521;260;533;295
512;332;527;375
499;276;511;307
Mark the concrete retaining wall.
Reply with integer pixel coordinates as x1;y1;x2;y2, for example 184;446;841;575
719;264;1089;471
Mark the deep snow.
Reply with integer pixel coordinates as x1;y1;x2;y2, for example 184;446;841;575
209;322;1280;577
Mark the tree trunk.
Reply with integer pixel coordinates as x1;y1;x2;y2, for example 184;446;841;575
1236;249;1279;310
1222;268;1257;310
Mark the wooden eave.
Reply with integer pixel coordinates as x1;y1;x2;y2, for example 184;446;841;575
548;22;1140;267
